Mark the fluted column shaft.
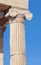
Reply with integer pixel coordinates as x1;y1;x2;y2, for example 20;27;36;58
10;14;26;65
0;26;5;65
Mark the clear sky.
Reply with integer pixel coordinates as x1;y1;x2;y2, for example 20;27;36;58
4;0;41;65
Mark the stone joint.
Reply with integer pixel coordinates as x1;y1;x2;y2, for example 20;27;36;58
10;53;26;58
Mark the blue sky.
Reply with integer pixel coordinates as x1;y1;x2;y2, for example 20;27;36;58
4;0;41;65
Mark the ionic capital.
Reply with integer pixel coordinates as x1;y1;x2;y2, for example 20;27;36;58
5;7;33;20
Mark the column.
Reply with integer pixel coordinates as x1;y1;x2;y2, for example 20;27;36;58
0;26;5;65
10;14;26;65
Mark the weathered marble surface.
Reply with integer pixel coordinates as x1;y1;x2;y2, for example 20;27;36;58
0;53;3;65
10;14;26;65
0;0;28;9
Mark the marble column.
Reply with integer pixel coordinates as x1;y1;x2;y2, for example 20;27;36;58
0;26;5;65
10;14;26;65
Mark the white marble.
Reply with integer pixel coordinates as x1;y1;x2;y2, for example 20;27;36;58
10;14;26;65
